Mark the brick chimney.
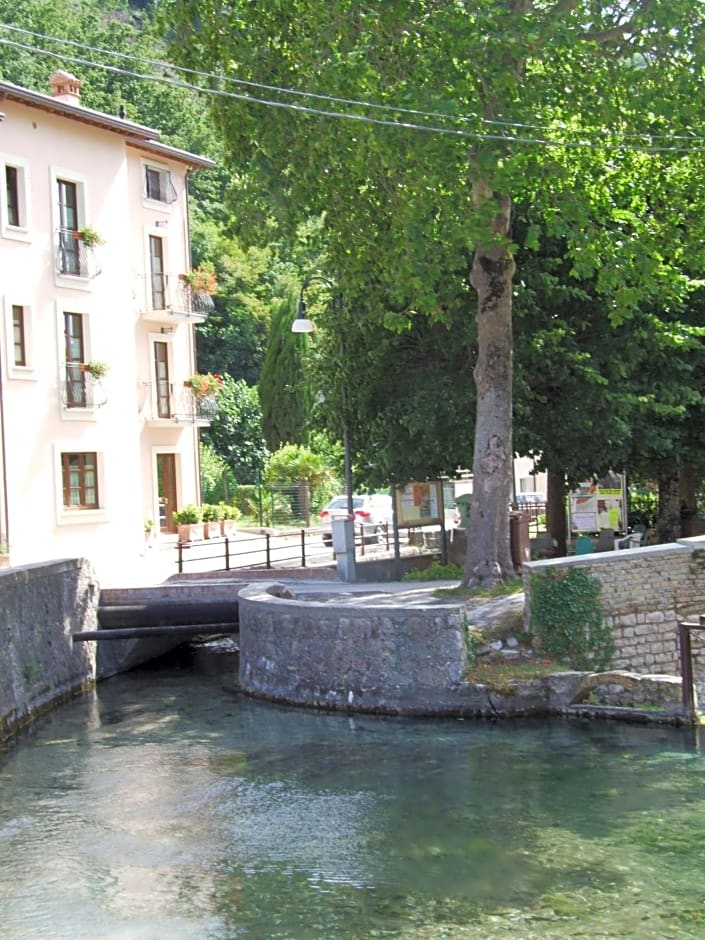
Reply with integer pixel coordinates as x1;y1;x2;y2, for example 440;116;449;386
49;70;82;104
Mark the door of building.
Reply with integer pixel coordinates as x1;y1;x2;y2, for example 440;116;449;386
157;453;177;533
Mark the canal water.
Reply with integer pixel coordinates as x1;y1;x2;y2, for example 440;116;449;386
2;652;705;939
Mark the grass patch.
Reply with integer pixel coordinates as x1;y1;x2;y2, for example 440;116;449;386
402;561;464;582
465;658;566;685
433;577;524;601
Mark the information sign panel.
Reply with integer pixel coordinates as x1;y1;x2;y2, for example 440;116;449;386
395;481;444;528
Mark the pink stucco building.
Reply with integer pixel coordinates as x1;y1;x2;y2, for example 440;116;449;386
0;71;216;578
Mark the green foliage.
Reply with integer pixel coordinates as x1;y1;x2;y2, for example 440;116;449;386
199;442;236;505
232;485;261;520
402;561;464;582
201;503;224;522
163;0;705;584
259;290;313;450
218;502;241;521
265;444;336;488
530;568;614;672
203;376;269;484
628;488;659;530
172;504;202;524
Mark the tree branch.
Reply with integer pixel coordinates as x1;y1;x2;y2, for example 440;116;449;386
579;0;659;46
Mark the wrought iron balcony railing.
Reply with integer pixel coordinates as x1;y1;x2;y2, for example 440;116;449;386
62;363;107;409
55;229;102;279
137;274;215;322
140;382;217;426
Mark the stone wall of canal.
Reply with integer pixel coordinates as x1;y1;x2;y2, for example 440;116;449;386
0;559;98;743
524;537;705;676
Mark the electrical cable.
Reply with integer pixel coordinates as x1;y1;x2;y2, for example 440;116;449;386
0;29;703;153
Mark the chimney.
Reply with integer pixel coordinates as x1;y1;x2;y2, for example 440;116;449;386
49;70;82;104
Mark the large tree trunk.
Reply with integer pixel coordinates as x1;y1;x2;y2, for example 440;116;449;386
464;186;515;587
656;467;681;544
546;469;567;557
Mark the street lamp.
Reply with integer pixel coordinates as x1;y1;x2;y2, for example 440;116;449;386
292;278;354;519
291;294;315;333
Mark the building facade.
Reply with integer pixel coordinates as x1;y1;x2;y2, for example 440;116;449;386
0;71;215;578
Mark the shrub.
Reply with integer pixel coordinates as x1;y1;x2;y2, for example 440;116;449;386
530;567;614;671
402;561;464;582
201;503;224;522
233;485;260;519
219;502;241;521
172;504;202;525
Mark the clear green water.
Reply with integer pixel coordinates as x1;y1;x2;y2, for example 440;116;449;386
2;663;705;939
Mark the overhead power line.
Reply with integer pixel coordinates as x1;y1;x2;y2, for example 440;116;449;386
0;24;703;154
1;22;703;146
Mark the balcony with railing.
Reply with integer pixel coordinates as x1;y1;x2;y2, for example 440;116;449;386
62;363;107;409
55;229;102;279
137;273;215;324
140;381;217;427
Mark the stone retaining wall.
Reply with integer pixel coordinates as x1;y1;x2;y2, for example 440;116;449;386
238;582;469;713
0;559;98;743
524;537;705;675
237;582;686;720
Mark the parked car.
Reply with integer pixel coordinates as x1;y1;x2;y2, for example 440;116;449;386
320;494;394;545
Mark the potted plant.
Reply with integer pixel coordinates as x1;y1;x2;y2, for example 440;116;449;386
80;360;108;379
0;540;9;569
144;518;155;544
201;503;224;539
74;225;105;248
180;265;218;295
219;502;241;537
183;372;223;399
172;504;204;542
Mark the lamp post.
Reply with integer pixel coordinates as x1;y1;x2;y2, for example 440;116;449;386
292;279;354;520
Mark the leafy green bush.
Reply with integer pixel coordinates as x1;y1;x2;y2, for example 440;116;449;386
402;561;464;582
172;504;202;525
201;503;224;522
530;567;614;671
233;485;260;519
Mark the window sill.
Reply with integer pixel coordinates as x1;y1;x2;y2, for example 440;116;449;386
1;225;32;243
6;365;35;381
58;509;108;527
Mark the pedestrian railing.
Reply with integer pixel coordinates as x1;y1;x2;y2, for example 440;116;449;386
176;524;394;575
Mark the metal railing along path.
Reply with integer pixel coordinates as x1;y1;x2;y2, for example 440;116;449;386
175;525;394;575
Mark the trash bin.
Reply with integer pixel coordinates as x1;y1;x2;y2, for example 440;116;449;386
508;511;531;569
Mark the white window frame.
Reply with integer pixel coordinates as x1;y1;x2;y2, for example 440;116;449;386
53;442;108;526
55;301;99;421
51;167;94;291
0;154;31;241
3;297;35;380
143;160;178;207
148;330;175;420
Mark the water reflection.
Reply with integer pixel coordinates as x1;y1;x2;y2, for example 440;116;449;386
1;662;705;939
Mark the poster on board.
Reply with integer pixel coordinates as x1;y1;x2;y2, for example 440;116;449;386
569;472;626;533
395;481;444;528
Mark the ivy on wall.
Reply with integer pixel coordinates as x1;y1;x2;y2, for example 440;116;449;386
530;567;615;671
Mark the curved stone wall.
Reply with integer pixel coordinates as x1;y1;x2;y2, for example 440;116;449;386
237;582;470;714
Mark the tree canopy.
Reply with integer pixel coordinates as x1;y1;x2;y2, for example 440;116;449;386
163;0;705;583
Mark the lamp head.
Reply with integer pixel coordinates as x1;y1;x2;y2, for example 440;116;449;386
292;296;315;333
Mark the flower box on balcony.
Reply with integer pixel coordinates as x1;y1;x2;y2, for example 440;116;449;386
183;373;224;398
180;265;218;295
